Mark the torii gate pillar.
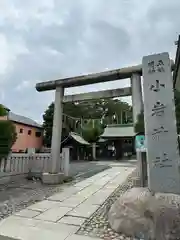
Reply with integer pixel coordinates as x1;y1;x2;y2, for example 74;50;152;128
51;87;64;173
42;87;65;184
130;73;143;124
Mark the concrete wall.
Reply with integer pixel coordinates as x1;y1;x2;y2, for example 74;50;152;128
0;116;8;120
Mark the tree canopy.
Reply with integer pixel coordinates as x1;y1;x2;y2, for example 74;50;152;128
81;119;106;143
0;105;17;162
43;99;132;147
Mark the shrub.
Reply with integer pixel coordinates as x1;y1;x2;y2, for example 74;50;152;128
0;105;17;162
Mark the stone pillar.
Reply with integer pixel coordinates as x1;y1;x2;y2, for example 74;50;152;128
61;148;70;177
130;73;143;125
51;87;64;173
131;74;144;175
92;143;96;160
142;52;180;194
42;87;64;184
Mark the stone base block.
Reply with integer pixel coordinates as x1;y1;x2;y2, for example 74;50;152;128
42;172;64;185
132;177;141;187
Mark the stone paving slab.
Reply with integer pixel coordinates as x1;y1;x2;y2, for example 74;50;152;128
104;182;120;190
75;185;101;199
84;172;108;182
0;224;71;240
14;209;41;218
57;195;86;208
67;203;100;218
47;186;81;202
0;216;79;240
67;234;102;240
0;216;40;228
83;196;105;206
83;190;112;206
58;216;86;226
110;171;131;183
34;206;72;222
74;181;94;189
73;171;110;188
35;221;79;234
27;200;63;212
95;176;114;186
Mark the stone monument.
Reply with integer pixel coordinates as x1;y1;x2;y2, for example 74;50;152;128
142;52;180;194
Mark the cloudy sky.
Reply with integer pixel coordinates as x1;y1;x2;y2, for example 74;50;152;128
0;0;179;123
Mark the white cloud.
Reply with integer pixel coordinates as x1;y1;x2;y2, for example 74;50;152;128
0;34;11;75
0;0;179;122
15;80;31;91
0;34;29;77
0;89;5;102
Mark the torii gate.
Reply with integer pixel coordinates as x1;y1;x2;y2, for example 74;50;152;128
36;58;175;186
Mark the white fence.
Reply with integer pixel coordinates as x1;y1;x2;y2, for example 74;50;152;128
0;150;67;184
0;153;52;174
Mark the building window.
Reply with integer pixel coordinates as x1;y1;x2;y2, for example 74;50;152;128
35;131;41;137
19;128;23;133
28;130;32;135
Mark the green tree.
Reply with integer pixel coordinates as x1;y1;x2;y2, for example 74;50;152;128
81;119;106;160
42;103;54;147
0;105;17;163
0;105;7;116
42;99;132;147
81;119;106;143
43;102;83;147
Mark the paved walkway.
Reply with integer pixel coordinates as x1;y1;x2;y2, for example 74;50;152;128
0;162;136;240
0;161;114;221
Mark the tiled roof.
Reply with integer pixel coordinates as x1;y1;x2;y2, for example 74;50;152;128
70;132;90;145
8;112;42;129
101;125;135;138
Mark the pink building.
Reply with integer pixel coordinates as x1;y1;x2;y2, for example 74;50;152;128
1;106;43;153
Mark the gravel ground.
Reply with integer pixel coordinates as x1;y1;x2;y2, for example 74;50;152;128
0;178;75;220
77;170;139;240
